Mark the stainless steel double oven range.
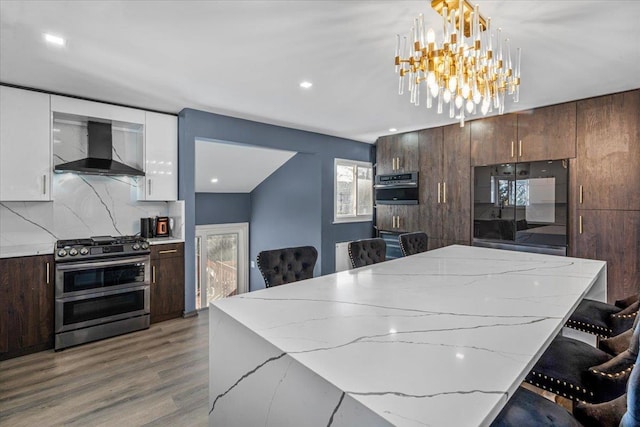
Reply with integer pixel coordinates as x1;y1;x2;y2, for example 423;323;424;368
54;236;151;350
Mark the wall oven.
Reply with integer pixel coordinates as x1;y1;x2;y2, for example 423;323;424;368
54;236;150;350
374;172;419;205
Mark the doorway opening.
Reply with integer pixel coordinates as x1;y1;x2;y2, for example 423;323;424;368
195;223;248;309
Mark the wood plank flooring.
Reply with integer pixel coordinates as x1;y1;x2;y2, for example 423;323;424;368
0;313;208;426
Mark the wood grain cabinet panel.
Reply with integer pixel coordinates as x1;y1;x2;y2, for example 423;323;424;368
418;125;471;245
150;243;185;324
0;254;54;360
517;102;577;162
376;132;419;175
572;210;640;303
470;114;517;166
575;90;640;210
376;205;419;233
442;124;471;243
418;127;444;240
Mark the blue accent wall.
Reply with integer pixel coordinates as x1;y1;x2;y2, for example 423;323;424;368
178;108;373;314
195;193;251;225
250;153;322;290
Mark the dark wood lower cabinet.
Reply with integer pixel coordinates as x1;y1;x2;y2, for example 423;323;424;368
150;243;185;324
376;205;419;233
571;210;640;304
0;254;54;361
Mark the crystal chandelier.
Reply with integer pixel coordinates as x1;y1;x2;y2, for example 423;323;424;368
395;0;521;126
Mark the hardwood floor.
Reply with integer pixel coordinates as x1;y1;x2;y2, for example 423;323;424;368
0;313;208;426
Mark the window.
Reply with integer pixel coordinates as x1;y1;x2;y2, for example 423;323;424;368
491;176;530;206
334;158;373;223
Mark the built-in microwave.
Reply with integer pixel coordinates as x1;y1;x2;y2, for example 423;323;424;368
374;172;419;205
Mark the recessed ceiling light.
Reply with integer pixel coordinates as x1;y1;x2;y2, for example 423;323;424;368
388;128;397;132
211;178;218;183
43;33;66;47
299;81;313;89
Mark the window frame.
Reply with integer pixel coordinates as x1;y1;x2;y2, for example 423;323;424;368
333;158;373;224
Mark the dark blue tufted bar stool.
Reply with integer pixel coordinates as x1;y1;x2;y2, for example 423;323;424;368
347;238;386;268
566;297;638;338
256;246;318;288
525;318;640;405
492;326;640;427
398;232;428;256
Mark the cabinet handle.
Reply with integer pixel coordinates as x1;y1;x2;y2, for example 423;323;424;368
579;185;583;204
148;179;152;196
443;182;447;204
511;141;515;158
518;140;522;157
46;262;50;285
437;182;441;204
397;157;401;170
396;216;401;229
579;215;583;234
392;216;396;228
152;265;156;284
158;249;178;254
42;175;47;195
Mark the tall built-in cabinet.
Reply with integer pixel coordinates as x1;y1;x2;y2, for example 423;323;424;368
0;254;54;361
376;132;420;232
419;125;471;249
0;86;52;201
570;90;640;303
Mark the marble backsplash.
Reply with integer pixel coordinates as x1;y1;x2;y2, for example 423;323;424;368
0;173;183;257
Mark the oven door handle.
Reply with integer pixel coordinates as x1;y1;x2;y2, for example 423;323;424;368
373;182;418;189
56;284;150;303
55;255;151;271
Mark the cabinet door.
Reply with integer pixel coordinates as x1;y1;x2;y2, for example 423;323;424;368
396;132;419;172
572;210;640;304
418;127;444;240
395;205;419;232
376;132;419;174
139;112;178;201
470;114;517;166
575;90;640;210
1;255;54;359
375;205;395;231
376;135;396;175
517;103;576;162
442;124;471;243
150;243;185;323
0;87;51;201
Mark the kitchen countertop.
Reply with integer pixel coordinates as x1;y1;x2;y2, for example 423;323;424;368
209;245;606;426
0;237;185;259
0;243;55;259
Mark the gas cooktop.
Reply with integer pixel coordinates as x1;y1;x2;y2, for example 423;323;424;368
55;235;150;261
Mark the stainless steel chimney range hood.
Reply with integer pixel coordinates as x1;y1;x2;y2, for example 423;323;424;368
54;121;145;176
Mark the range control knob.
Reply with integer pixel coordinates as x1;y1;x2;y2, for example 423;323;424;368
69;248;78;256
57;249;67;257
141;242;149;250
80;247;89;255
132;243;140;251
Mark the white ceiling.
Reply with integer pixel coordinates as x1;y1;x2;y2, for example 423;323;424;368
1;1;639;144
194;139;296;193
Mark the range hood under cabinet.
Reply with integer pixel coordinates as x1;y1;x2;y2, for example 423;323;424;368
54;121;145;177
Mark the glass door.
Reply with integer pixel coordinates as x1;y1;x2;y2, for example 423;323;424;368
195;223;248;309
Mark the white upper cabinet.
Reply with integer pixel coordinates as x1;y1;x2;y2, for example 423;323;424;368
139;112;177;201
0;86;52;201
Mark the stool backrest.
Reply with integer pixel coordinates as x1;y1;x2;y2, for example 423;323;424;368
348;238;386;268
257;246;318;288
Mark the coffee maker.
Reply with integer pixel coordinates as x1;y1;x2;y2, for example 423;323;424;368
140;217;155;238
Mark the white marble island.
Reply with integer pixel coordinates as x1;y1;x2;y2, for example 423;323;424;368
209;245;606;426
